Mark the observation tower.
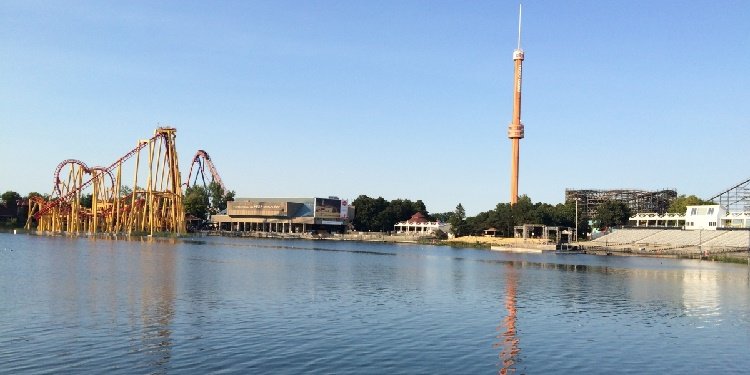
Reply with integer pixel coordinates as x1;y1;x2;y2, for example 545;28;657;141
507;4;525;205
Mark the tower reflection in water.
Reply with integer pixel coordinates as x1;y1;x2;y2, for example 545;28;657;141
495;263;520;374
135;239;176;373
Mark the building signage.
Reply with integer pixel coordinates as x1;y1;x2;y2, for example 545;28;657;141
233;204;283;210
315;198;342;219
228;201;287;216
340;199;348;219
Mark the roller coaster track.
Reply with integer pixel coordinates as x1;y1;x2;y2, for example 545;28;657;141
53;159;89;196
52;160;115;197
708;176;750;211
33;133;161;220
185;149;226;193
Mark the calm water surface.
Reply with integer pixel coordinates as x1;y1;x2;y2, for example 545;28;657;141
1;233;749;374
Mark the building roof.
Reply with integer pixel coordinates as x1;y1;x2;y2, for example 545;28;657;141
407;212;427;223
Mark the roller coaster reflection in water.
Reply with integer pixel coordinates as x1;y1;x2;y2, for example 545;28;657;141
26;127;186;235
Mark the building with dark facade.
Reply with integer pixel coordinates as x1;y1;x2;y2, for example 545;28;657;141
210;197;354;234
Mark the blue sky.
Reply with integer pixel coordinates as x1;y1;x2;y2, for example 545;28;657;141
1;1;749;215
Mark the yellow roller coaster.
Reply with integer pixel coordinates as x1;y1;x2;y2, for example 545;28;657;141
26;127;186;235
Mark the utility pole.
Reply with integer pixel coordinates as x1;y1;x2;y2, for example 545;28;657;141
576;198;578;243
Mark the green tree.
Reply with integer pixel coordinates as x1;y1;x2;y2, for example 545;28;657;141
510;195;536;225
351;195;432;232
412;199;427;216
466;210;492;235
207;181;235;213
449;203;467;237
383;198;423;229
432;229;448;240
594;200;631;230
668;194;712;214
224;190;236;206
430;212;453;223
119;185;133;198
352;195;388;231
489;203;514;237
184;185;210;220
1;191;21;207
80;194;93;208
26;192;43;200
550;200;591;238
1;191;22;226
556;201;591;239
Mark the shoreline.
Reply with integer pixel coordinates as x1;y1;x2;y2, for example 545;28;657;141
7;229;750;264
445;235;750;264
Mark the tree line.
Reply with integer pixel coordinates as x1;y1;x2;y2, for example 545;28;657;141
350;194;712;238
351;194;624;238
441;196;591;238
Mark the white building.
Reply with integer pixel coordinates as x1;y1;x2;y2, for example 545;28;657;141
629;212;685;228
684;205;725;230
629;204;750;230
720;211;750;229
394;212;451;236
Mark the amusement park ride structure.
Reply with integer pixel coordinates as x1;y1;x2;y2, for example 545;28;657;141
26;127;186;235
185;149;226;193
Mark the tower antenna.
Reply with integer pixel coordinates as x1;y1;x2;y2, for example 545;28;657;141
517;4;522;50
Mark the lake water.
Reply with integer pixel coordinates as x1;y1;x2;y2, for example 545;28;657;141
1;233;749;374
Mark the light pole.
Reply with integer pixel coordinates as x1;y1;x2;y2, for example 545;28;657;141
574;198;579;243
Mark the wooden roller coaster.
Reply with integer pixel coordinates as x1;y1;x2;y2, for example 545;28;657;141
26;127;186;235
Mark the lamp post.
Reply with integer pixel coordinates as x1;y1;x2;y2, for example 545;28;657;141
574;198;579;243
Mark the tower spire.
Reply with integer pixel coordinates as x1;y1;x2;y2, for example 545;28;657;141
517;4;522;50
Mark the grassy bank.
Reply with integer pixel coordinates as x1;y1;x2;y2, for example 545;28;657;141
678;253;750;265
442;236;549;249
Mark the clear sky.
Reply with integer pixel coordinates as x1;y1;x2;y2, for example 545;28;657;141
1;1;749;215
